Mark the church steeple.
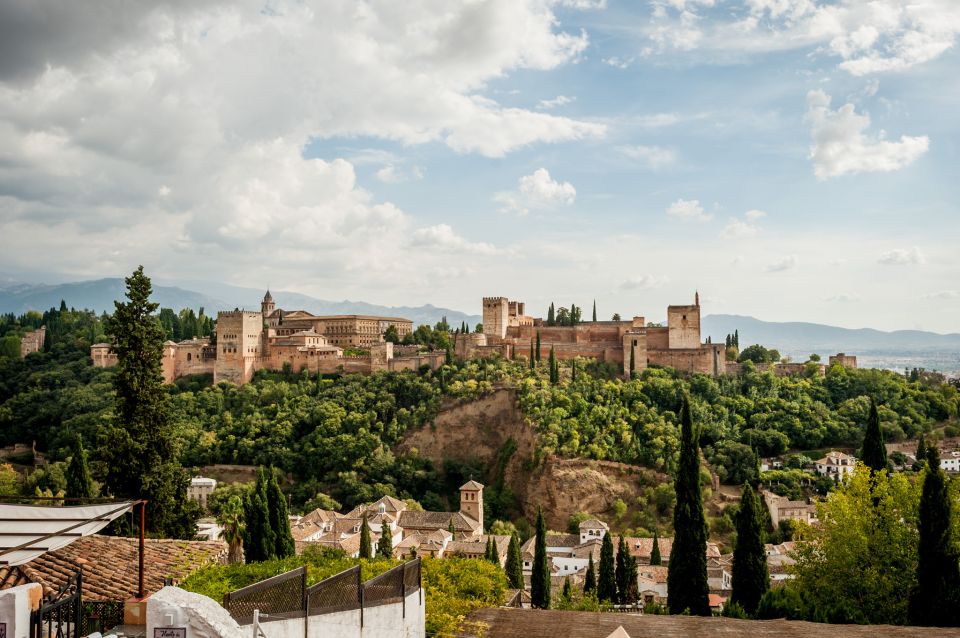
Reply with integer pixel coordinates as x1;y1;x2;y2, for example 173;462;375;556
261;289;275;316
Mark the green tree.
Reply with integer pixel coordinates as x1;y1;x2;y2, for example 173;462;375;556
629;344;635;378
267;468;295;559
562;576;571;602
102;266;195;537
730;483;768;614
535;332;541;363
359;514;373;559
377;520;393;558
668;395;710;616
598;532;617;603
529;339;535;370
650;529;662;566
584;553;596;594
505;533;524;588
383;324;400;343
615;535;629;603
65;434;95;499
218;495;245;564
242;469;274;562
860;398;887;473
547;303;555;326
531;507;551;608
549;346;558;384
592;300;597;322
908;447;960;626
489;536;500;564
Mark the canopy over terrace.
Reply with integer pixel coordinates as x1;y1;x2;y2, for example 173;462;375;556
0;501;139;566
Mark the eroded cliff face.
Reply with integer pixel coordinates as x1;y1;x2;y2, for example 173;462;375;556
397;387;660;530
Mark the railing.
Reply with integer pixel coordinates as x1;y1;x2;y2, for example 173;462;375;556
222;559;421;626
31;570;82;638
80;601;124;635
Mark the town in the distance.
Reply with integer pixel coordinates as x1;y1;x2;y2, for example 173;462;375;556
2;269;958;638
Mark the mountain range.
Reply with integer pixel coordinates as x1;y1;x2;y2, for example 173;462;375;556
2;278;957;374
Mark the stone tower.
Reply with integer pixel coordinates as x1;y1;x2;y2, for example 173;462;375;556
261;289;275;317
666;295;701;350
459;480;484;530
482;297;509;339
214;311;263;384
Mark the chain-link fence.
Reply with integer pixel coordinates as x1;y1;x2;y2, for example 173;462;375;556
222;559;421;626
223;566;307;625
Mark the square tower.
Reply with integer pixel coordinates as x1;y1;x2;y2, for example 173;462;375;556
667;304;701;349
214;311;263;384
459;480;484;530
482;297;510;339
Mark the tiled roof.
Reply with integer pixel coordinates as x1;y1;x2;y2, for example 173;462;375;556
460;480;485;490
398;510;480;533
446;535;510;559
521;534;581;559
637;565;669;583
578;519;608;530
0;535;227;601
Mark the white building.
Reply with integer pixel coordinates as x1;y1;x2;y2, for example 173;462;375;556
941;453;960;473
188;476;217;510
814;451;856;480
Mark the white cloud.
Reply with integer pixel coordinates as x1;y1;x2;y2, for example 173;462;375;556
375;164;424;184
410;224;497;255
720;219;758;239
619;274;669;290
806;89;929;179
494;168;576;215
878;246;925;265
826;292;862;302
602;56;634;68
764;255;798;272
921;290;959;300
538;95;575;109
617;145;678;170
557;0;608;8
744;209;767;220
667;198;712;222
643;0;960;75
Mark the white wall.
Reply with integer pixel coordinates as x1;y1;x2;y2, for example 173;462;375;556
146;587;245;638
0;583;42;638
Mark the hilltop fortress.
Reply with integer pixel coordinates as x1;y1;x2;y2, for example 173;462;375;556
456;292;727;376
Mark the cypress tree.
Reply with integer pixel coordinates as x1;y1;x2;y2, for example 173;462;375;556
598;532;617;603
592;300;597;322
562;576;572;602
267;468;295;558
377;520;393;558
549;346;558;384
625;552;639;604
584;553;597;594
505;533;524;589
650;529;662;566
909;446;960;626
445;346;453;365
359;514;373;559
629;344;635;377
531;508;551;608
243;468;274;562
571;359;578;382
547;303;555;326
668;394;710;616
860;398;887;473
102;266;195;537
734;329;739;347
490;536;500;565
615;535;629;604
448;518;456;534
529;339;535;370
916;436;927;466
535;332;541;362
65;434;95;499
730;483;768;614
484;537;493;560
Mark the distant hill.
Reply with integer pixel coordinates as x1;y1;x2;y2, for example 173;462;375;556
0;279;483;328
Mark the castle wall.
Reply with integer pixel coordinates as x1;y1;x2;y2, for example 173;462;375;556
645;327;669;350
19;327;45;357
647;344;725;376
622;330;648;376
667;305;700;349
829;353;857;369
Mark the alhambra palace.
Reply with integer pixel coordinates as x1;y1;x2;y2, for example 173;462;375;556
88;290;855;384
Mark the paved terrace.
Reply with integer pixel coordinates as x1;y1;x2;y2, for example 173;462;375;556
460;608;960;638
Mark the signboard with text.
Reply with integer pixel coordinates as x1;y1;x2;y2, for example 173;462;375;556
153;628;185;638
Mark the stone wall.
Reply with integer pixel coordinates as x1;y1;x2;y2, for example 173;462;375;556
19;327;45;358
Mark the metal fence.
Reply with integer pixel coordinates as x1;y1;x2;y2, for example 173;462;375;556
222;559;421;626
80;601;124;635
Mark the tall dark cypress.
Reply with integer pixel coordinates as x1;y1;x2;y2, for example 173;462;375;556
65;434;95;499
650;529;662;566
243;467;275;562
909;446;960;626
547;303;555;326
549;346;558;384
529;339;535;369
535;332;541;362
860;398;887;473
571;359;578;382
584;553;597;594
667;394;710;616
615;535;629;603
624;552;639;604
490;536;500;565
730;483;768;614
598;532;617;603
505;533;524;588
377;520;393;558
267;468;295;558
592;300;597;322
359;514;373;559
531;508;551;608
629;344;635;377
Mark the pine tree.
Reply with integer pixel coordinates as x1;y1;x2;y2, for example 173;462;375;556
359;514;373;559
267;468;295;558
615;535;629;604
243;468;274;562
531;508;551;608
592;300;597;322
505;533;524;589
730;483;769;614
909;446;960;626
535;332;541;363
377;520;393;558
650;529;662;566
584;553;597;594
860;398;887;473
65;434;95;499
598;532;617;603
102;266;195;537
668;394;710;616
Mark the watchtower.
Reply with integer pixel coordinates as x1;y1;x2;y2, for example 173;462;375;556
459;480;484;530
261;289;275;317
482;297;510;339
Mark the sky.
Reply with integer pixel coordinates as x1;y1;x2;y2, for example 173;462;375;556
0;0;958;332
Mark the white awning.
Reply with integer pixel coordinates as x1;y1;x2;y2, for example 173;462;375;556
0;501;136;566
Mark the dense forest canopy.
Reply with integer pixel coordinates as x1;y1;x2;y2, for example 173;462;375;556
1;304;957;522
